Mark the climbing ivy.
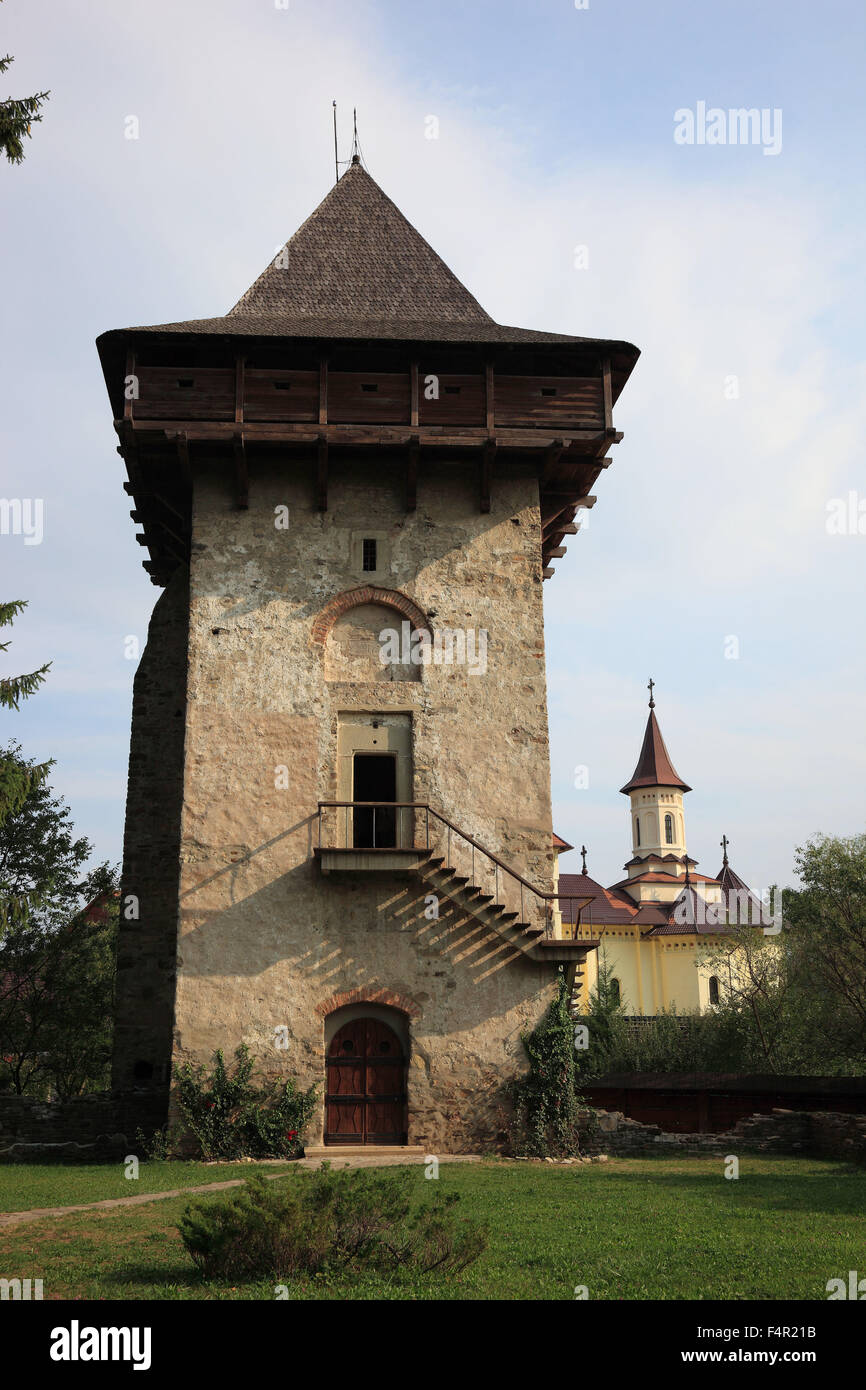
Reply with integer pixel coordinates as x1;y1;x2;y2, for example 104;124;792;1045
509;972;582;1157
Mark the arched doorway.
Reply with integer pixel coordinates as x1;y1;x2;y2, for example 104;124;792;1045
325;1016;407;1145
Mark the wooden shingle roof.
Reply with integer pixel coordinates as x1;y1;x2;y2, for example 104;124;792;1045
99;160;640;365
229;159;492;324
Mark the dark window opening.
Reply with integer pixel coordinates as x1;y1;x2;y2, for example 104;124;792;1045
362;538;377;571
353;753;397;847
709;976;720;1006
610;978;621;1005
133;1059;154;1082
635;817;641;846
665;813;674;845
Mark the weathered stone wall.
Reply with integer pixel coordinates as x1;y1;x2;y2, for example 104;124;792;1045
0;1092;164;1163
110;567;190;1111
581;1107;866;1162
167;453;559;1150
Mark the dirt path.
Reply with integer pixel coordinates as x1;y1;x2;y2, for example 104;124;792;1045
0;1154;482;1230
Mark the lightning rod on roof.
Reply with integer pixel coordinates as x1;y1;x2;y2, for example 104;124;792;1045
332;101;339;184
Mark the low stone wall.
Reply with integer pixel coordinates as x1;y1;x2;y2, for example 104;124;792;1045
0;1091;167;1163
581;1106;866;1162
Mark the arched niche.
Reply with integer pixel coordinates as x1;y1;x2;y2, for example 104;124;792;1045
324;601;421;682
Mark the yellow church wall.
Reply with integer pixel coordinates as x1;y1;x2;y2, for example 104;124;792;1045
575;932;735;1016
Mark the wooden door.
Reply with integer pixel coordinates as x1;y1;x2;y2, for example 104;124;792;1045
326;1017;407;1145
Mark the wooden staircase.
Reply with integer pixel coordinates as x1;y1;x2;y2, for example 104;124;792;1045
414;852;547;958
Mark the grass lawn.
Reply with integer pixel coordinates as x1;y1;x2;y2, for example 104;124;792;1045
0;1160;293;1213
0;1155;863;1300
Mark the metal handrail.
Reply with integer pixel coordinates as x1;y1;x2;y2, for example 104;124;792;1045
317;800;594;936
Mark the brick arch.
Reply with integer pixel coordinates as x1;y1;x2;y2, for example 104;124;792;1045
315;987;421;1020
310;587;431;646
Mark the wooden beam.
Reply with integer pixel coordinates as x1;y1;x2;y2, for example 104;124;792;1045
318;358;328;426
549;546;567;558
480;437;495;513
234;355;245;424
317;434;328;511
138;420;609;447
602;358;612;432
175;431;191;487
485;363;495;432
124;348;137;421
131;510;188;551
541;505;576;540
233;430;248;509
123;486;187;525
542;438;566;482
541;491;597;506
542;566;555;580
406;435;419;511
409;361;419;428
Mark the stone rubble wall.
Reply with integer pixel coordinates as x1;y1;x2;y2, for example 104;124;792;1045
580;1106;866;1162
0;1092;165;1163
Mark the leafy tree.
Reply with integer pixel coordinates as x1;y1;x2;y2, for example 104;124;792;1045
0;743;88;934
0;8;50;166
0;862;118;1096
783;833;866;1068
0;603;51;828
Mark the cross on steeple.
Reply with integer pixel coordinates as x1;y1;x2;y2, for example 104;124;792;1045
647;677;655;708
720;834;729;866
580;845;588;875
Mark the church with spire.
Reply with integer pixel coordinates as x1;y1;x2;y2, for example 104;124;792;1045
556;683;764;1015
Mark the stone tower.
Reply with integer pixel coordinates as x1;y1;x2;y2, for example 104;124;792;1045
97;159;639;1149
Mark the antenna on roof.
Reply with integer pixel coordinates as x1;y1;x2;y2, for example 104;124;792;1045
332;101;339;184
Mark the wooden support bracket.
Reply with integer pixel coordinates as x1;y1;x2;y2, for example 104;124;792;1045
233;429;248;509
407;435;419;511
317;434;328;511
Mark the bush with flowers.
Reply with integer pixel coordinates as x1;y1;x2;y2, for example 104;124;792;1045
174;1044;317;1160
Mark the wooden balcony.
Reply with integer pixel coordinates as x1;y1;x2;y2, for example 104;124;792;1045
116;353;622;586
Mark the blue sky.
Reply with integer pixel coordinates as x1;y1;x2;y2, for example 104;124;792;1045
2;0;864;892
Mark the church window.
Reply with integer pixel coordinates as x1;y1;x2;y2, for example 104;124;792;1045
610;977;621;1004
362;538;378;572
708;976;720;1006
635;817;640;846
665;813;674;844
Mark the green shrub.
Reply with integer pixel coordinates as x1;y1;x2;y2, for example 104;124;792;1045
178;1167;487;1281
173;1045;317;1160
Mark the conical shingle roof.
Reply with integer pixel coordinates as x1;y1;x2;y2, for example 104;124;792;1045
620;709;691;794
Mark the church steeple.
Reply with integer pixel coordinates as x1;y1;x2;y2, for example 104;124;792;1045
621;684;691;875
620;681;691;795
